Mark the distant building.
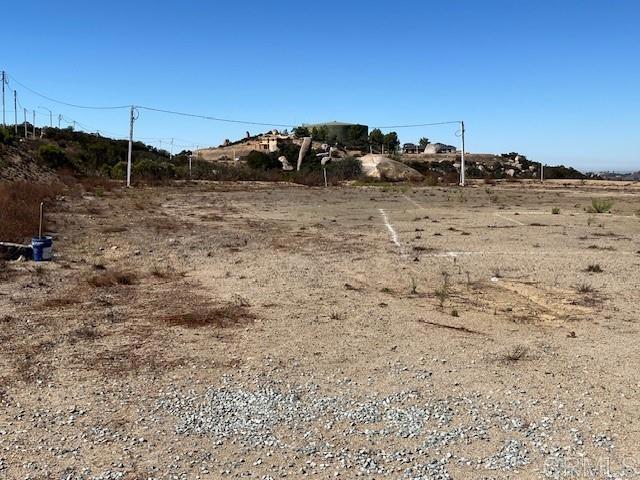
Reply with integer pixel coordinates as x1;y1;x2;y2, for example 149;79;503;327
402;143;421;154
258;130;286;152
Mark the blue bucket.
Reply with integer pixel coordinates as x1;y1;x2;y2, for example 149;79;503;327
31;236;53;262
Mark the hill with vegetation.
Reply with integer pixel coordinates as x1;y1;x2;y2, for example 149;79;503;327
1;125;590;185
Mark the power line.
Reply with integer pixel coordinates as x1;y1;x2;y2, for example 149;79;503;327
6;74;130;110
136;105;297;128
372;120;461;129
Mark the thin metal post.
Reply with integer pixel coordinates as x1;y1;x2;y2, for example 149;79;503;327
32;110;36;137
459;121;466;186
189;154;192;179
540;163;544;182
39;202;44;238
13;91;17;134
1;70;5;127
23;108;27;137
126;106;135;187
58;114;62;128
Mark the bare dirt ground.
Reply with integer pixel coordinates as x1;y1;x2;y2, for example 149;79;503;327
1;179;639;479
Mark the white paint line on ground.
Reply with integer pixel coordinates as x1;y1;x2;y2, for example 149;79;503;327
494;213;525;226
403;194;426;210
379;208;406;257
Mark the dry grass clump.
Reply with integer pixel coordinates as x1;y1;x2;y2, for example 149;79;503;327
502;344;529;362
585;264;603;273
163;304;254;328
0;182;63;243
67;324;101;343
39;296;81;309
150;263;185;279
87;270;138;287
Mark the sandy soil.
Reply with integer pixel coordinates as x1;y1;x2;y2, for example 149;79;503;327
1;180;639;479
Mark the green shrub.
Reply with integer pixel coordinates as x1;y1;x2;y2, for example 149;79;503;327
110;161;127;179
590;198;614;213
326;157;362;179
245;150;280;170
38;144;70;169
98;163;112;178
132;159;176;178
0;127;15;145
552;207;560;214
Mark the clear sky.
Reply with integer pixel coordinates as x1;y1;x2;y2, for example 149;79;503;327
3;0;639;171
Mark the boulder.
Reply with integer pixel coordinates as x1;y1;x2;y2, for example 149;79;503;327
278;156;293;171
0;242;33;260
359;154;424;182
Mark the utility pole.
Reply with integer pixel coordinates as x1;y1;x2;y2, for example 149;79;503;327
1;70;5;127
126;106;136;187
459;120;466;187
23;108;27;138
170;138;174;159
39;106;53;127
58;114;62;128
13;91;17;134
540;163;544;182
32;110;36;137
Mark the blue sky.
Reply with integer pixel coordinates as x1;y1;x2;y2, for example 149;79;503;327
3;0;639;171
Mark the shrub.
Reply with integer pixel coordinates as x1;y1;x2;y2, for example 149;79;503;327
586;264;603;273
132;159;176;179
0;127;15;145
38;144;70;169
245;150;281;170
0;182;62;243
590;198;614;213
551;207;560;214
320;157;362;184
110;161;127;179
87;270;137;287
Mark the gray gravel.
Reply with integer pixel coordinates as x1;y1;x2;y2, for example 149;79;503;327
147;374;627;479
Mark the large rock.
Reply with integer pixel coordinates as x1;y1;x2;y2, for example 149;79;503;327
0;242;33;260
359;154;424;182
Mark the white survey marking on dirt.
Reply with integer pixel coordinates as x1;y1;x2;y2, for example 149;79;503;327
494;213;525;226
379;208;406;256
403;194;426;210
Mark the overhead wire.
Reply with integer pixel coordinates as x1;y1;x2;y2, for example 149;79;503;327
6;74;130;110
5;71;462;146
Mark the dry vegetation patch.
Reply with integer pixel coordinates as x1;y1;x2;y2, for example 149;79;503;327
0;181;63;243
87;270;138;287
162;304;255;328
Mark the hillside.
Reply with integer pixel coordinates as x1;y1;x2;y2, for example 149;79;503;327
1;125;591;183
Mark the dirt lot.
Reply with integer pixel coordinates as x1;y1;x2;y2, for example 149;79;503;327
1;180;639;479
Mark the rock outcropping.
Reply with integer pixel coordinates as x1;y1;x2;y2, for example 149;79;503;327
359;154;424;182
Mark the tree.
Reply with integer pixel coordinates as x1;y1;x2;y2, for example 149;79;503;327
368;128;384;150
346;125;367;149
383;132;400;153
293;126;310;138
418;137;430;150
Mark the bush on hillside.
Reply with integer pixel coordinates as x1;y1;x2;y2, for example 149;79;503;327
38;144;71;169
110;161;127;179
0;127;15;145
245;150;281;170
132;159;176;179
